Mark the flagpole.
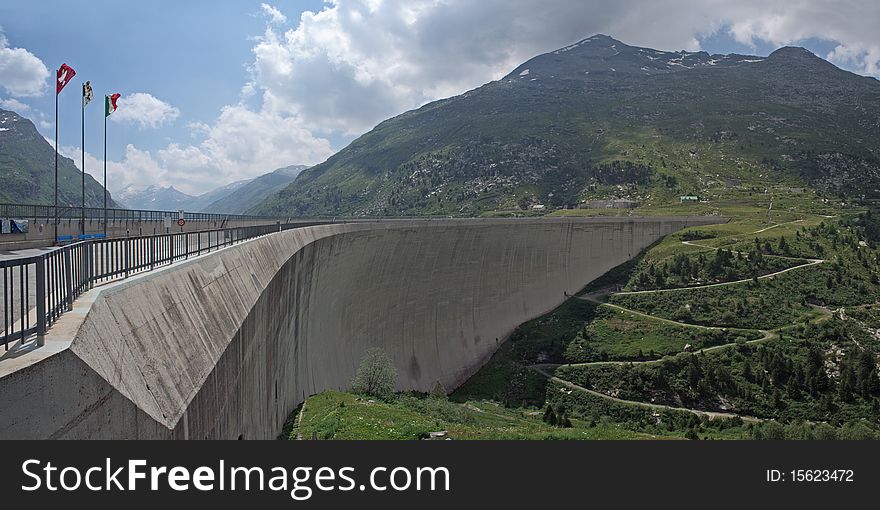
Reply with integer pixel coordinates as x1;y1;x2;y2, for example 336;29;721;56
103;105;107;236
81;84;85;236
54;86;59;244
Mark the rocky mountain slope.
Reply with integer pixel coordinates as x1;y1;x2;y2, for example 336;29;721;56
116;184;196;211
202;165;306;214
189;179;251;211
0;108;119;208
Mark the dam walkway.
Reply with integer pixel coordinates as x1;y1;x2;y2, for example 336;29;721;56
0;221;330;359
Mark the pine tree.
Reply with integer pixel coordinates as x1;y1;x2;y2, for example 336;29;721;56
856;350;879;398
743;359;754;383
542;404;557;426
778;236;788;254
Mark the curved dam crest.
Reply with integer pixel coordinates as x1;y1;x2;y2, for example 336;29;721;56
0;217;722;439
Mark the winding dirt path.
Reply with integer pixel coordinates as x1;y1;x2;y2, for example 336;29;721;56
614;258;823;296
575;292;775;344
530;364;763;423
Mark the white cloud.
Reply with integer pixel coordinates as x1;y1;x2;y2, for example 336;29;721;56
827;43;880;78
186;121;210;137
152;104;332;193
66;104;333;195
63;143;162;193
157;104;332;185
110;92;180;129
0;32;50;97
0;97;29;112
261;3;287;25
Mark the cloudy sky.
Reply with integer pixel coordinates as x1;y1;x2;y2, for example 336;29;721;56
1;0;878;196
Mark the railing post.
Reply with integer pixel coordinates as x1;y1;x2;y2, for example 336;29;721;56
63;248;73;312
124;239;131;279
85;241;93;290
35;256;46;344
79;244;86;293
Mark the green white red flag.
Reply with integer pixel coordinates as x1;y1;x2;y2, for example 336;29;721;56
105;93;121;117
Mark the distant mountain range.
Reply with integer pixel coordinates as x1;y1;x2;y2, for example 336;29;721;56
190;179;252;211
116;165;307;214
251;34;880;217
115;184;199;211
0;108;120;208
200;165;307;214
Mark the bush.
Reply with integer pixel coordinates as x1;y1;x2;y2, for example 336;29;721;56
352;348;398;397
752;421;786;440
429;380;448;399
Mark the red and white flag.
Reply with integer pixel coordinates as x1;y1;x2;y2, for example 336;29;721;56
56;63;76;94
105;93;121;117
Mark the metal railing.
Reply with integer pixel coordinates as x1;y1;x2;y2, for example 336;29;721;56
1;221;318;351
0;202;281;223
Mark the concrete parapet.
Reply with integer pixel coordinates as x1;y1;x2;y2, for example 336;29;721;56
0;217;283;250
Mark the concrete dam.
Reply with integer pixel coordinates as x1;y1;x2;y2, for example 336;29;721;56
0;217;721;439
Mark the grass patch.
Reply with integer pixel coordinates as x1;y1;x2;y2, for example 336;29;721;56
624;249;808;291
570;306;762;361
545;380;750;440
290;390;672;440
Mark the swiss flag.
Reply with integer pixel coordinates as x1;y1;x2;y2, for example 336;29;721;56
56;63;76;94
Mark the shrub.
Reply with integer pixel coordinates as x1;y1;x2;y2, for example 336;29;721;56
429;380;448;399
352;348;398;397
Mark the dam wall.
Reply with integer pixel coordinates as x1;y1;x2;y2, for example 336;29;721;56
0;217;721;439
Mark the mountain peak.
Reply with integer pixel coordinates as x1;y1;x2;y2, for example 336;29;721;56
552;34;627;54
768;46;819;61
581;34;624;45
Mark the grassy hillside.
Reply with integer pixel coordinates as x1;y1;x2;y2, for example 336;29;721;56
254;35;880;218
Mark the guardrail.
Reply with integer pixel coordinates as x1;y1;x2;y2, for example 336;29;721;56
0;202;281;223
1;221;320;351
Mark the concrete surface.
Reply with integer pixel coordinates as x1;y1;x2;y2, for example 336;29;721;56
0;216;722;439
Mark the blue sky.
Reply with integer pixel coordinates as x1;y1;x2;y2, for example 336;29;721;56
1;1;878;196
0;1;322;172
